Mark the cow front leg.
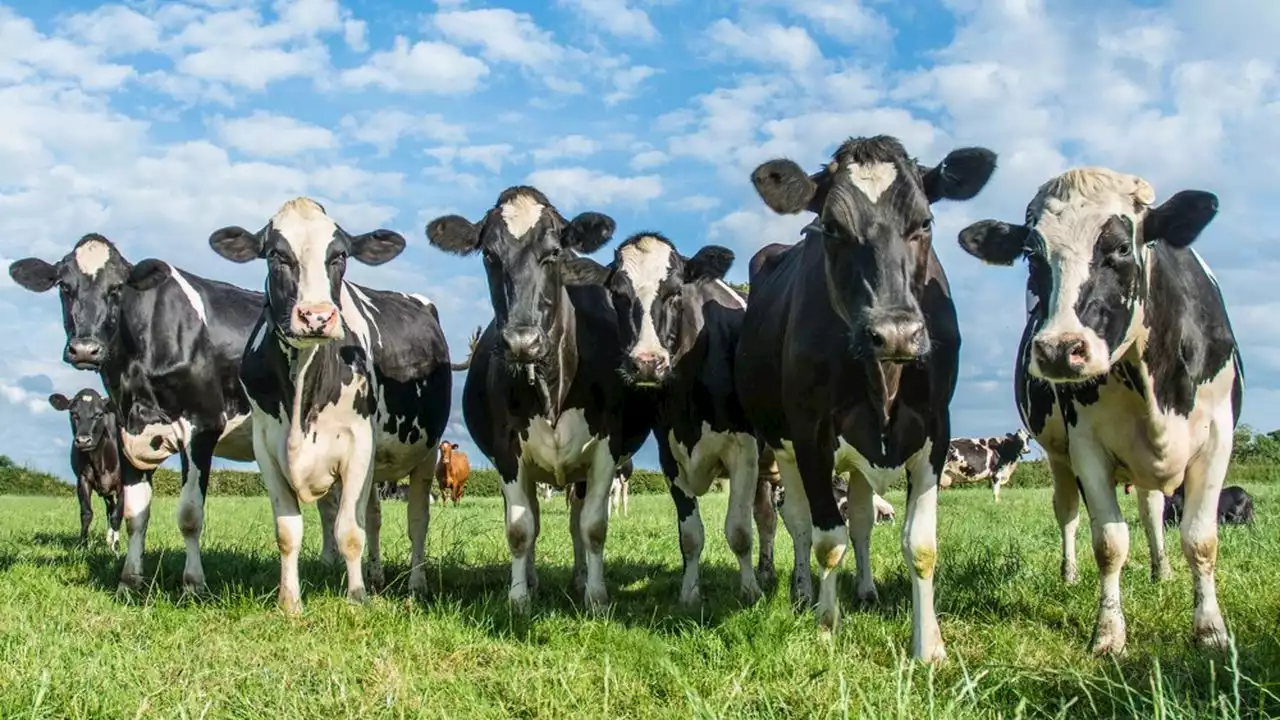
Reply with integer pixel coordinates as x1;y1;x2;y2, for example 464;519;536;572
1136;486;1172;582
1072;446;1127;656
76;478;93;545
846;471;879;604
904;446;945;664
260;452;304;615
503;463;538;614
669;480;705;607
177;429;218;596
336;444;374;605
520;470;541;594
317;488;340;565
724;433;763;604
406;455;435;594
1182;421;1231;650
569;480;587;594
579;443;616;613
791;442;843;631
774;451;814;608
365;487;384;592
752;475;778;590
105;493;123;555
1049;456;1081;584
117;467;153;594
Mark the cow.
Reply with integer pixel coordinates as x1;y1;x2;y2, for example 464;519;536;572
9;233;268;595
956;167;1243;655
566;231;778;603
832;475;896;524
737;134;998;663
609;456;633;518
423;185;653;613
49;388;124;551
941;429;1033;501
207;197;452;612
436;441;471;505
1165;485;1254;528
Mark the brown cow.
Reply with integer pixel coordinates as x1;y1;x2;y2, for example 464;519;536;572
436;441;471;505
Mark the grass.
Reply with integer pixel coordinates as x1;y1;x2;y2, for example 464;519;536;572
1;486;1278;718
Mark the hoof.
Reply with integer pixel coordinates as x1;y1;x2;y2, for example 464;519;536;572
584;585;609;615
509;590;532;616
1061;565;1079;585
408;568;428;595
1151;563;1173;583
1090;621;1127;657
278;593;303;615
757;565;777;590
367;564;385;593
855;583;880;606
740;580;764;606
679;586;702;609
816;602;840;632
346;587;369;605
1193;620;1229;651
917;642;948;665
526;566;540;594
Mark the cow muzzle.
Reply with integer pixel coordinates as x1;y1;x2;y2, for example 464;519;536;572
627;350;670;386
1031;331;1107;381
73;434;99;451
501;325;545;363
863;311;930;362
64;338;105;370
291;302;341;339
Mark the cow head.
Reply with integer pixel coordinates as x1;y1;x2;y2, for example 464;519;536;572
49;388;113;452
208;197;406;346
438;440;459;463
8;234;165;370
1009;428;1032;456
750;136;997;362
957;168;1219;383
424;186;616;367
566;233;736;386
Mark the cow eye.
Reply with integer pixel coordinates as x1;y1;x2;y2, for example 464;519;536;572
328;252;346;266
920;218;933;233
1115;243;1131;257
542;248;562;265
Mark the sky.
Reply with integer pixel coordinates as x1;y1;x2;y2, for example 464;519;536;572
1;0;1279;482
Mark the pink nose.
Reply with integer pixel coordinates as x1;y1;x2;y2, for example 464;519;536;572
294;303;338;334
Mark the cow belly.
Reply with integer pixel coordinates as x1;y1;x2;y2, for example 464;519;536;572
371;432;432;482
520;409;598;485
121;423;180;471
833;438;932;495
667;425;750;496
214;412;255;462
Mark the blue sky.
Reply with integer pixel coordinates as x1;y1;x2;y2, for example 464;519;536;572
1;0;1278;480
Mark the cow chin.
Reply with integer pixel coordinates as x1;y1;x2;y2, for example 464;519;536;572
282;326;345;348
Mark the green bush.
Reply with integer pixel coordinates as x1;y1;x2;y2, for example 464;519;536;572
150;467;265;497
0;455;75;496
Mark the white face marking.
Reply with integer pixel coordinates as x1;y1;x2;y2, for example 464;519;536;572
169;268;208;325
271;198;340;310
500;194;545;239
846;162;898;204
74;240;111;277
618;236;674;362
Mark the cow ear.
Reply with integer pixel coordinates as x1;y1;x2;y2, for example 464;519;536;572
48;393;70;412
751;159;822;215
958;220;1029;267
209;226;262;263
921;147;997;203
563;212;616;254
561;256;612;286
684;245;734;283
425;215;481;256
350;229;406;266
128;259;170;291
451;442;459;449
8;258;59;292
1144;190;1218;249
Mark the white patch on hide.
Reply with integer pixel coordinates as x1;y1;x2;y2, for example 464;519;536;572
847;162;898;204
501;194;544;239
74;240;111;277
169;267;208;325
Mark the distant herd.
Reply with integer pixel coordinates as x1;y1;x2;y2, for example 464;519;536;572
15;132;1259;662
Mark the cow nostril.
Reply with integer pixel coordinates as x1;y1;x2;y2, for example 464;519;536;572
1067;340;1088;362
866;328;886;348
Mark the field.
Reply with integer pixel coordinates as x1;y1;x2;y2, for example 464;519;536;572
1;484;1278;718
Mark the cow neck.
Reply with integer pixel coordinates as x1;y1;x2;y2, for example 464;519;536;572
269;320;349;436
85;415;121;482
526;286;576;424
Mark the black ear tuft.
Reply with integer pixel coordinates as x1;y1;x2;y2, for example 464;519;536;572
127;259;171;291
425;215;481;256
684;245;735;282
561;256;613;286
564;212;616;254
750;159;818;215
209;226;262;263
350;229;407;266
923;147;998;203
48;393;71;412
9;258;59;292
957;220;1029;267
1145;190;1219;249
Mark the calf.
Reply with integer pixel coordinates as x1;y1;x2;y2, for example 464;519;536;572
10;233;266;595
209;197;451;612
49;388;124;551
957;167;1242;654
424;185;652;613
738;134;997;662
941;430;1033;502
1165;484;1254;528
436;441;471;505
569;232;777;602
609;457;633;518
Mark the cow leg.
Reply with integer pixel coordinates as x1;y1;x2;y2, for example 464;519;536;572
335;449;374;605
407;454;436;594
791;442;842;630
579;442;616;613
105;493;123;555
752;475;778;590
364;487;384;592
1181;425;1230;650
1049;456;1081;584
177;429;217;596
774;453;814;608
521;471;541;594
503;463;538;614
117;468;153;593
1136;486;1172;582
846;471;878;604
260;448;304;614
569;480;587;594
621;479;629;516
317;487;340;565
669;480;704;607
1071;445;1127;656
76;478;93;545
904;445;945;664
724;434;764;604
992;466;1012;503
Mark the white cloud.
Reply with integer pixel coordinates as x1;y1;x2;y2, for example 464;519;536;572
558;0;659;41
524;167;663;208
532;135;601;163
0;7;136;90
670;195;720;212
427;144;518;173
705;19;822;72
343;18;368;52
339;36;488;93
432;8;559;69
213;111;336;158
605;64;658;105
630;149;668;170
340;111;469;154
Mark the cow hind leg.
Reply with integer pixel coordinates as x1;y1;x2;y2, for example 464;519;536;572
668;480;705;607
317;488;340;565
579;443;616;613
774;453;814;608
521;471;541;594
77;480;93;545
1136;486;1172;582
904;448;945;664
569;480;587;595
364;488;384;592
846;471;879;604
504;463;538;614
752;475;778;590
177;430;218;596
105;494;123;555
407;455;435;594
1049;457;1081;585
725;435;764;604
117;471;153;594
790;443;843;631
1182;427;1231;650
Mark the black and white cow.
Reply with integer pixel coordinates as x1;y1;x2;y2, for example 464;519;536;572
957;167;1243;655
737;135;997;662
49;388;124;551
569;232;779;604
208;197;451;612
1165;484;1255;528
424;185;653;613
609;456;634;518
9;234;265;594
941;429;1033;501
